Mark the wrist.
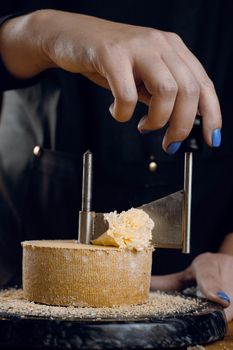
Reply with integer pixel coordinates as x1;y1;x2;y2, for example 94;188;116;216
0;10;57;79
23;10;57;72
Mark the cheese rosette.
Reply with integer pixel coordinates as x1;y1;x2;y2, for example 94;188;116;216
92;208;154;251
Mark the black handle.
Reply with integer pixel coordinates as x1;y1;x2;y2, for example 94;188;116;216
180;116;203;153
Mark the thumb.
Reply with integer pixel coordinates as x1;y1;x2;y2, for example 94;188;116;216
224;305;233;322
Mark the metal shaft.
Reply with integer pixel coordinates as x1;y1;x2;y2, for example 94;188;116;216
81;150;92;211
182;152;193;254
78;150;93;244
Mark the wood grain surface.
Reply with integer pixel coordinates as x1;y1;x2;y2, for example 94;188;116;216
205;321;233;349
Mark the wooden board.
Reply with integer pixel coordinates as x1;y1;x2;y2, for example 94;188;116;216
205;321;233;349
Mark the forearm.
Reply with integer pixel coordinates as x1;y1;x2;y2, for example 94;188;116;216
219;233;233;255
0;10;55;79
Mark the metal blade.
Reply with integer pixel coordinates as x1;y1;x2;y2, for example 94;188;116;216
92;191;183;249
92;212;109;240
138;191;183;249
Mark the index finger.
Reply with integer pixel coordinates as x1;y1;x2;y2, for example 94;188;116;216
173;41;222;147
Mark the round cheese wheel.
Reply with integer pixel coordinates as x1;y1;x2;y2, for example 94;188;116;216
22;240;153;307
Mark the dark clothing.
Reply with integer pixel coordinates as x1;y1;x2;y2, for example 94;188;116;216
0;1;233;285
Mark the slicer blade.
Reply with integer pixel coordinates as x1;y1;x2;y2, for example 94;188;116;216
138;191;183;249
92;212;109;240
92;191;183;249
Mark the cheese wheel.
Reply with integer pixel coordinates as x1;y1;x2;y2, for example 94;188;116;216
22;240;153;307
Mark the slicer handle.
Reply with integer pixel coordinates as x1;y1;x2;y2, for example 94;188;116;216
180;116;203;153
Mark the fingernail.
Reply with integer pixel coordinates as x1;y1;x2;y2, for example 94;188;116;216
166;141;182;154
139;129;151;134
217;291;231;303
212;128;221;147
109;103;114;116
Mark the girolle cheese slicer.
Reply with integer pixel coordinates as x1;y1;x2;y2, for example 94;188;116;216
78;118;203;254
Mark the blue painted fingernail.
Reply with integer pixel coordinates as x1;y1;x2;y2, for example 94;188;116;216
166;141;182;154
212;128;221;147
217;291;231;303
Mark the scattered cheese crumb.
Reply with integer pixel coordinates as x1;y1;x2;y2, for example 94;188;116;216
0;288;205;320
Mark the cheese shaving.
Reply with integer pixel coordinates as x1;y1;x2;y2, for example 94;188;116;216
92;208;154;251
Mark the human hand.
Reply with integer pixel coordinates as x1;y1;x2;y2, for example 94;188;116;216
0;10;222;151
151;252;233;321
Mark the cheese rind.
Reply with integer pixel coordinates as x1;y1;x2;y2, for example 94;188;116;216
22;240;153;307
